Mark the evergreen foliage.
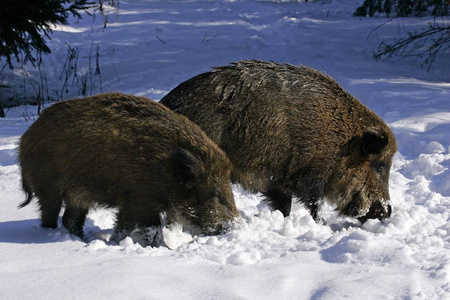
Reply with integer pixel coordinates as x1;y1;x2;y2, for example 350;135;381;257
354;0;449;17
0;0;94;69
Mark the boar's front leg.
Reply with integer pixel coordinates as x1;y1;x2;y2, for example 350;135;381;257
112;202;161;246
298;182;325;223
263;188;292;217
111;206;138;243
303;197;324;222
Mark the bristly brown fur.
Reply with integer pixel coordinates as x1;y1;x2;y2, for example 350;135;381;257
18;92;239;244
161;60;397;222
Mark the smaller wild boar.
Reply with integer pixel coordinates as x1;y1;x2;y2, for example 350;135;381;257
161;60;398;223
18;93;239;244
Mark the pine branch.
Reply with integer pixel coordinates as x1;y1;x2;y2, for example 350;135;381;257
0;0;97;69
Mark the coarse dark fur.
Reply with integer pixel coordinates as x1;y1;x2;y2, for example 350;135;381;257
18;93;239;244
161;60;398;222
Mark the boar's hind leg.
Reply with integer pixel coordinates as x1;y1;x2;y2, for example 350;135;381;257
62;203;88;238
37;190;63;229
263;188;292;217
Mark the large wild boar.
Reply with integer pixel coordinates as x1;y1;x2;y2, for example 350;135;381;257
18;93;239;244
161;60;397;223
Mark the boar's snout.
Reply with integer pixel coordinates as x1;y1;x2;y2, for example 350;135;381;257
202;221;234;236
358;201;392;224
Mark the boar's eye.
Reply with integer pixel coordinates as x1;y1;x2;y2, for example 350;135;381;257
211;190;220;200
371;162;386;174
211;190;228;205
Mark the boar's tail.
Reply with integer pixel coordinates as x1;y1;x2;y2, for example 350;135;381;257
18;177;33;209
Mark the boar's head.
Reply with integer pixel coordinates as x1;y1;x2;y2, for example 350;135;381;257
168;148;240;234
327;127;397;223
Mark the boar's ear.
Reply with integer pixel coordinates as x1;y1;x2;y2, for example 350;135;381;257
362;127;389;156
172;148;200;185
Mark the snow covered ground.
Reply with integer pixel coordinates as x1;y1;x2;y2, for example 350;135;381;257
1;1;449;299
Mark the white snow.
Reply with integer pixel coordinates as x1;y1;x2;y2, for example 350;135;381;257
1;0;450;299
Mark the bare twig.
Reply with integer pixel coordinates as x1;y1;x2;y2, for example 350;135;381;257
201;31;220;44
374;21;450;70
156;36;167;45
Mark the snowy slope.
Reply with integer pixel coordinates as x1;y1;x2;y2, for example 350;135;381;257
1;1;449;299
